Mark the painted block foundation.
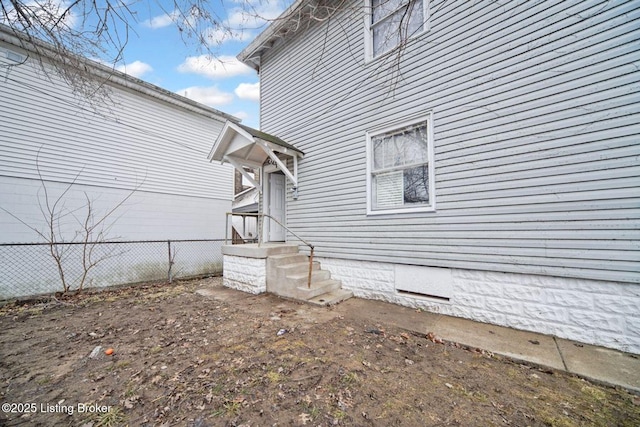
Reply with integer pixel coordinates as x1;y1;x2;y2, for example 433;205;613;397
222;255;266;294
221;244;299;294
317;257;640;355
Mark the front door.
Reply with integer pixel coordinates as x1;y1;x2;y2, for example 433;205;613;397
268;173;286;241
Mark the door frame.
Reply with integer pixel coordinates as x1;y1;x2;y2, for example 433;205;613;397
263;167;286;242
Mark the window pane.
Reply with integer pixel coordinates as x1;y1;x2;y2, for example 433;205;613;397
372;123;428;171
372;0;423;56
403;165;429;204
395;127;428;166
373;171;404;209
373;12;403;56
384;134;403;168
373;135;391;169
372;0;407;23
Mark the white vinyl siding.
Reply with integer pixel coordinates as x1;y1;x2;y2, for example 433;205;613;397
259;0;640;284
367;112;435;214
0;43;232;201
0;41;234;242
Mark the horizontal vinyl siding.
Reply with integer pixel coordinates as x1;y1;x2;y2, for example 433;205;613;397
0;45;233;200
0;176;230;242
260;0;640;284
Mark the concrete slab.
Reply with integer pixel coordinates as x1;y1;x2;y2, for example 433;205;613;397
556;338;640;393
333;298;565;371
222;243;299;258
307;289;353;306
433;316;566;371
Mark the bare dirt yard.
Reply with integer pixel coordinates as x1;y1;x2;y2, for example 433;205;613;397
1;277;639;427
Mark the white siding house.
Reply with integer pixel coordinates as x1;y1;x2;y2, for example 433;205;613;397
0;25;234;297
235;0;640;353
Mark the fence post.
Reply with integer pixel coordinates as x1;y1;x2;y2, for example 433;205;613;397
167;240;173;283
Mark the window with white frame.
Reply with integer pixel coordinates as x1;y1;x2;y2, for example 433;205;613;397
366;0;428;60
367;113;435;214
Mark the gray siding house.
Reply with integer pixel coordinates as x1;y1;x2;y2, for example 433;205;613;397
219;0;640;354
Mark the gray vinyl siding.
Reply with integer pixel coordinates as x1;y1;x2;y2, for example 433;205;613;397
259;0;640;283
0;41;232;201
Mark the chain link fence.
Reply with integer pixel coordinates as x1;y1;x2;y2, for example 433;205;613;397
0;239;224;300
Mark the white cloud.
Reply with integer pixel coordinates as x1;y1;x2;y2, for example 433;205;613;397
234;82;260;101
142;11;247;45
139;1;284;46
116;60;153;78
177;55;254;79
177;86;234;106
141;12;176;29
226;0;284;28
141;9;199;30
205;0;284;45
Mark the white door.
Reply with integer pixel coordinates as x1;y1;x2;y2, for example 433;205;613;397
268;173;286;241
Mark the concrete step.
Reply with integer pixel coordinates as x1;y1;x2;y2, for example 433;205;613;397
286;269;331;287
264;251;350;306
295;279;341;300
268;253;308;267
278;261;320;276
307;289;353;306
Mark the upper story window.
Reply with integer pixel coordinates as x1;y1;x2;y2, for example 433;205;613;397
366;112;436;215
365;0;429;60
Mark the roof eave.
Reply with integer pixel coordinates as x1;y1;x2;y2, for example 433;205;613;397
209;120;304;164
237;0;310;71
208;121;256;162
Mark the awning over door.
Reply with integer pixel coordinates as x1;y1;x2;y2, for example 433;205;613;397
208;121;304;192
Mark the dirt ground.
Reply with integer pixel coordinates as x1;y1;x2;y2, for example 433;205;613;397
1;277;639;427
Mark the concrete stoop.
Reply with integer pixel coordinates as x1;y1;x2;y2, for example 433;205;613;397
267;252;352;306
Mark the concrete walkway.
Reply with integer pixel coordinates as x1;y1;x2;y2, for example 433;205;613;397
331;298;640;394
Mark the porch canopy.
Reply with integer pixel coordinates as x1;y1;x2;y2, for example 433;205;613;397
208;121;304;192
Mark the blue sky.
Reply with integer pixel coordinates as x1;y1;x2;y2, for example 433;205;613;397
108;0;290;128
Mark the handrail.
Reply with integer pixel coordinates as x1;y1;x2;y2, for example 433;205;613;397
225;212;315;288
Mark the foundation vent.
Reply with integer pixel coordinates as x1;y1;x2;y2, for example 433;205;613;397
395;265;453;301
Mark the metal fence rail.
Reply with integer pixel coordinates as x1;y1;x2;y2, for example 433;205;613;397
0;239;224;300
